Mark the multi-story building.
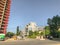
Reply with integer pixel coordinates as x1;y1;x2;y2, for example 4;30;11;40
0;0;11;34
25;22;38;32
25;22;45;36
25;22;38;36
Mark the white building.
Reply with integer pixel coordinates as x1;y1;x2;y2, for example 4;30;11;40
25;22;38;32
25;22;45;36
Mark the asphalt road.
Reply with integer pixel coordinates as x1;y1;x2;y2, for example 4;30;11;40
0;39;60;45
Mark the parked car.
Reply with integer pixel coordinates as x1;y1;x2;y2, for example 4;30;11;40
48;36;53;40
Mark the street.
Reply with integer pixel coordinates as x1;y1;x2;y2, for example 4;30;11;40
0;39;60;45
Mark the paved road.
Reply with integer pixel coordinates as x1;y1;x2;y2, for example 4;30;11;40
0;39;60;45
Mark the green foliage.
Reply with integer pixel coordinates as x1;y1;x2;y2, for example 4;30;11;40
31;34;36;38
45;26;50;36
40;32;44;36
57;31;60;38
6;32;15;38
28;30;44;38
47;15;60;37
34;31;39;36
16;26;20;36
29;30;33;36
28;30;39;38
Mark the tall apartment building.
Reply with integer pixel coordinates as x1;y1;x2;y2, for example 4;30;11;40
0;0;11;34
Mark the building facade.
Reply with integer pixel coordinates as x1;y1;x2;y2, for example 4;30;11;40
0;0;11;34
25;22;38;36
25;22;45;36
25;22;38;32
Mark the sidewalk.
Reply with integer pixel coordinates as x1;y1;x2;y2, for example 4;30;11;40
5;38;17;42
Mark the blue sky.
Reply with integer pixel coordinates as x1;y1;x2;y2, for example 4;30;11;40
7;0;60;33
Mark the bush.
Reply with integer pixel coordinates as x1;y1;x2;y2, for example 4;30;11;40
57;31;60;38
6;32;15;38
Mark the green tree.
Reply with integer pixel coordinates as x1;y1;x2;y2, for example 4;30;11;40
28;30;37;38
57;31;60;38
28;30;40;38
40;32;44;36
34;31;39;36
45;26;50;36
29;30;33;36
47;15;60;37
16;26;20;36
6;32;15;38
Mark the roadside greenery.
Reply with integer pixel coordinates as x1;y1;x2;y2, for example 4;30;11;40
57;31;60;38
45;26;50;36
6;32;15;38
47;15;60;38
28;30;44;38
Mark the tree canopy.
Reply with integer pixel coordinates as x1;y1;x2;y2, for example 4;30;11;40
47;15;60;37
6;32;15;38
45;26;50;36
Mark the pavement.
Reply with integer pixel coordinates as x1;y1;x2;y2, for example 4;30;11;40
0;39;60;45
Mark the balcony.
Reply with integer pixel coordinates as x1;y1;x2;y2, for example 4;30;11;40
0;10;3;13
0;30;4;33
0;6;3;8
4;15;9;18
0;1;5;4
1;24;7;28
0;15;2;18
0;5;4;8
4;17;9;19
0;4;4;8
0;19;2;21
0;18;2;20
0;12;3;14
3;20;8;23
5;10;10;13
0;14;3;15
2;23;7;25
4;13;10;16
2;22;8;24
0;28;4;30
0;2;5;6
0;0;6;3
3;19;8;21
0;15;2;16
1;26;7;29
5;8;10;11
3;17;9;20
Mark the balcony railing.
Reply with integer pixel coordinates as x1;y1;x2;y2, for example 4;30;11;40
0;4;4;8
